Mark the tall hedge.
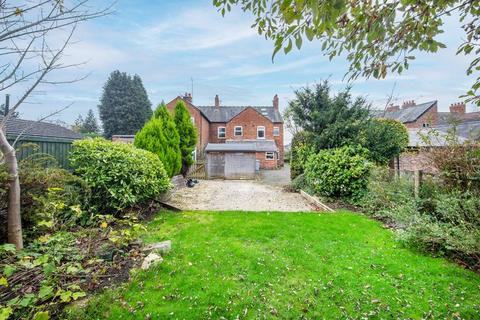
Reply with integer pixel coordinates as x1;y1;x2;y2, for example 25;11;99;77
70;138;170;213
134;103;182;177
174;101;197;175
290;131;313;179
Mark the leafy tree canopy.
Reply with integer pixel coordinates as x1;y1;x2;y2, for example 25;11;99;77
98;71;152;138
173;101;197;175
361;118;409;165
214;0;480;105
286;81;371;150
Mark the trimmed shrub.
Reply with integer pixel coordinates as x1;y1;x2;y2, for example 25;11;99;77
134;103;182;177
173;101;197;175
70;138;171;213
305;146;371;198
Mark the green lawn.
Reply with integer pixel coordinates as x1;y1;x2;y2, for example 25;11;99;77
67;211;480;319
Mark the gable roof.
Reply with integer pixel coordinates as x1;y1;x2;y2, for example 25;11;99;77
435;121;480;140
196;105;283;123
1;116;83;140
376;100;437;123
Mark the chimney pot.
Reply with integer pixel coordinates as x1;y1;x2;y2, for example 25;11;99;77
215;95;220;108
450;102;466;114
402;100;416;109
183;92;192;103
273;94;279;110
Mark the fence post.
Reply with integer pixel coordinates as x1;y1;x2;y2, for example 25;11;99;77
414;170;423;198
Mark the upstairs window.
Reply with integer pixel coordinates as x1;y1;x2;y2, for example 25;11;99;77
265;152;275;160
218;127;226;138
257;126;265;139
273;127;280;136
191;116;195;124
234;126;243;136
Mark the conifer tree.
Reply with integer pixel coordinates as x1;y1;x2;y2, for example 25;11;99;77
135;103;182;177
173;101;197;175
82;109;100;134
98;71;152;138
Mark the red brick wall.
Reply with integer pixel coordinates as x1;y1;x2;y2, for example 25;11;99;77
208;122;228;143
225;108;284;165
404;104;438;128
166;97;209;155
256;152;278;169
396;149;438;174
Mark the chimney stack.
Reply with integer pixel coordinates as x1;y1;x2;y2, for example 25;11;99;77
449;102;466;114
214;95;220;108
4;94;9;116
402;100;416;109
182;92;192;104
273;94;279;111
386;104;400;112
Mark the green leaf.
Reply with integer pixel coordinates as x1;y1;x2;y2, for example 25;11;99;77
0;278;7;287
32;311;49;320
284;39;293;54
2;266;15;277
59;290;72;303
72;291;86;300
295;35;303;49
38;285;54;300
0;306;13;320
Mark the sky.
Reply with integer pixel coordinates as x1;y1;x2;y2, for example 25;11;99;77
8;0;478;140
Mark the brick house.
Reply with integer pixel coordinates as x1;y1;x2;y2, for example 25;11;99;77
378;100;480;173
166;94;284;171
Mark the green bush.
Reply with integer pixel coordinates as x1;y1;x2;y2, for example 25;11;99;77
70;138;171;213
134;103;182;177
361;118;409;165
359;167;480;270
1;154;90;242
305;146;371;199
290;131;313;179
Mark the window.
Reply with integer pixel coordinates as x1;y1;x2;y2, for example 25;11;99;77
191;116;195;124
218;127;226;138
265;152;275;160
234;126;243;136
273;127;280;136
257;126;265;139
422;123;430;128
192;148;197;162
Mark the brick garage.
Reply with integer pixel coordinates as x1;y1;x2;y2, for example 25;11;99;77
205;141;278;179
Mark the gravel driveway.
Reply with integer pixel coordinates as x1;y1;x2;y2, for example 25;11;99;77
167;179;313;212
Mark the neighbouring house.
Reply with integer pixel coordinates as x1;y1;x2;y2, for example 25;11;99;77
1;116;83;168
166;94;284;179
376;100;480;173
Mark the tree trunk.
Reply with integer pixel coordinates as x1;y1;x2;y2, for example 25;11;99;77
0;130;23;249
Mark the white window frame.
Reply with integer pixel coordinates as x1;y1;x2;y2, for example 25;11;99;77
265;152;275;160
218;126;226;139
257;126;266;139
273;126;280;136
234;126;243;136
192;148;197;162
191;116;195;124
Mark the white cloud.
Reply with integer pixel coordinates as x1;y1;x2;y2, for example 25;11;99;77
133;7;256;52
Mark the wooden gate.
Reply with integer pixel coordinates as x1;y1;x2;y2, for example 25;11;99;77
186;160;207;179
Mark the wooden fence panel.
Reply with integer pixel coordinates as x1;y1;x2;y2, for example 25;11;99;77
187;161;207;179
